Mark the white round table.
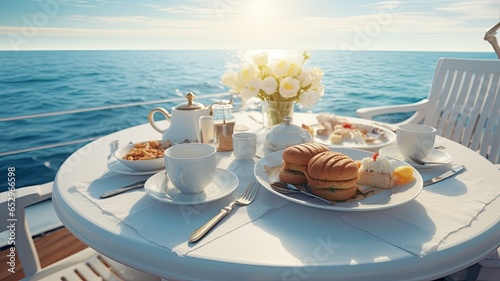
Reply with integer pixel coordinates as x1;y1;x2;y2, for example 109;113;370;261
52;112;500;281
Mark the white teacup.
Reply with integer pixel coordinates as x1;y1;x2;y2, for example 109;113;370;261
164;143;216;194
232;132;257;160
397;124;437;161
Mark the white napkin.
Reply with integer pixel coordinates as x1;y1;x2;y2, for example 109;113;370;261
70;156;288;256
338;173;500;257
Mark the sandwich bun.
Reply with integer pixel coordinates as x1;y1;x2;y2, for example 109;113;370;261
278;168;308;185
309;186;358;201
282;143;329;173
307;151;359;187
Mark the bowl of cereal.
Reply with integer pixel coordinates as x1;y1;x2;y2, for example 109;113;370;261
114;140;171;171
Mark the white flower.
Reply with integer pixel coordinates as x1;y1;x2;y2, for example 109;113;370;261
287;56;304;77
232;74;248;93
260;76;278;95
252;52;268;66
279;77;300;98
288;62;302;77
241;77;261;99
260;65;270;77
270;59;290;78
309;67;324;88
316;84;325;97
299;88;322;109
297;70;312;88
220;70;237;87
238;63;259;82
220;50;325;107
303;49;311;60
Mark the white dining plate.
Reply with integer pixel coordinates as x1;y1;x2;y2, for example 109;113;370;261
254;147;423;211
144;168;239;205
107;158;164;175
379;145;453;169
314;123;396;151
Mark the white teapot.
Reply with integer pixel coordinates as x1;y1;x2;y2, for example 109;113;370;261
148;93;211;143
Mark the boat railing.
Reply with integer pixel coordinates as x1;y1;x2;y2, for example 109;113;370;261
0;92;239;246
0;92;233;157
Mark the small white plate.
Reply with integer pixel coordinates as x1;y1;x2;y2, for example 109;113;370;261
114;140;168;171
107;158;164;175
314;123;396;151
379;145;453;169
144;168;239;205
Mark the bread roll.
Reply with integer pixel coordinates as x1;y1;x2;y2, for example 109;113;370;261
305;151;359;200
282;143;329;172
278;168;308;185
280;144;359;201
307;151;359;182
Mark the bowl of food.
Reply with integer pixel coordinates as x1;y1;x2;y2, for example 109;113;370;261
115;140;171;171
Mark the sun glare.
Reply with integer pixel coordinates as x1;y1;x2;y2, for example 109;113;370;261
247;0;274;20
231;0;293;47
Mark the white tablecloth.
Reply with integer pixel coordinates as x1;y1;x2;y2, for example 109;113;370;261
52;112;500;281
72;153;288;256
339;173;500;256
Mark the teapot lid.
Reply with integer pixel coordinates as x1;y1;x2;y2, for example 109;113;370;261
175;92;205;110
271;116;301;133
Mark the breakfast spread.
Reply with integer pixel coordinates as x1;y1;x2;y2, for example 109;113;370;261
311;113;384;145
122;140;171;160
277;143;415;202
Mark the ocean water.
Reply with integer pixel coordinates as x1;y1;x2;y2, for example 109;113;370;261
0;50;496;191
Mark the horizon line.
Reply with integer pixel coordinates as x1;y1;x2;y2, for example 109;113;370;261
0;49;494;53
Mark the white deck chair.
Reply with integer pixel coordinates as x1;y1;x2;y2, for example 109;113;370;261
356;58;500;164
0;183;160;281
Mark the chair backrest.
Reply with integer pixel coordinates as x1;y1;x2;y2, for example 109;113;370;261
0;183;52;278
423;58;500;164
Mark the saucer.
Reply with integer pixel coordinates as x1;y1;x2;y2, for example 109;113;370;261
144;168;239;205
379;145;453;169
107;158;164;175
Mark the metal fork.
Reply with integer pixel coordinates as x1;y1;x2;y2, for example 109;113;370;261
189;181;260;243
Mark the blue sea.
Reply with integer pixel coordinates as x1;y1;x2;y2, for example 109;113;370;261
0;50;496;191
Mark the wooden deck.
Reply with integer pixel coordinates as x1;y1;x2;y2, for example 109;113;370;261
0;227;87;281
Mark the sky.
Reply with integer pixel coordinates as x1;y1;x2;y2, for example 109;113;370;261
0;0;499;51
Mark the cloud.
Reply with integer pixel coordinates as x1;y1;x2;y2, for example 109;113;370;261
66;15;159;26
1;0;496;51
142;3;217;17
435;0;500;19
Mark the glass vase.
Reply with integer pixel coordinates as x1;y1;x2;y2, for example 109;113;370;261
261;100;294;128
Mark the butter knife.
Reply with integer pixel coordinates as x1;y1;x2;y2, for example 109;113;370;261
100;180;147;199
423;165;466;187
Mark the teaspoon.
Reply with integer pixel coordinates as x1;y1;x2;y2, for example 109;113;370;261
409;156;446;165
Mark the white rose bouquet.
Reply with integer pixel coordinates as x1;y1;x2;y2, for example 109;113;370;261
220;50;325;109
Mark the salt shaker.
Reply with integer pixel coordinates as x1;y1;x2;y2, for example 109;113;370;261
212;104;235;151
